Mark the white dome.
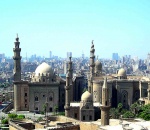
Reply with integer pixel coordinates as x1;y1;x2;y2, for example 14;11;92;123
35;62;53;76
118;68;126;77
95;60;102;70
81;91;92;102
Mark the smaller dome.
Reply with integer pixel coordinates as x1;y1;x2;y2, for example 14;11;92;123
81;91;92;102
118;68;126;77
95;60;102;68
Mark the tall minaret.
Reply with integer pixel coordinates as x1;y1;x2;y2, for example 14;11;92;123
100;77;110;126
89;40;95;95
68;56;73;101
13;35;22;111
13;34;21;81
90;40;95;76
64;72;70;117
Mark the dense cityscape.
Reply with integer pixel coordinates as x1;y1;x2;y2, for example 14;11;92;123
1;0;150;129
0;38;150;130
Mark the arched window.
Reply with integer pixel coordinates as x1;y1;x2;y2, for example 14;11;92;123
35;96;38;101
49;96;53;101
121;90;128;109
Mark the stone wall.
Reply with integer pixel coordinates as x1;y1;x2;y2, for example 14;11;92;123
9;120;35;130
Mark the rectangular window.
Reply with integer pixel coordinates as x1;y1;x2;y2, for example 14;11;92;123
74;113;77;118
89;115;92;120
25;93;27;97
83;116;85;120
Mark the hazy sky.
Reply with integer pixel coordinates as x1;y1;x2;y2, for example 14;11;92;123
0;0;150;59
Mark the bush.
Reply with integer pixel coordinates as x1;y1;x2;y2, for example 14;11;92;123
122;111;135;118
1;118;8;124
37;117;43;122
137;104;150;121
16;115;25;119
8;113;17;119
57;112;65;116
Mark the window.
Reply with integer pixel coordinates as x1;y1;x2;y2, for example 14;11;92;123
49;96;53;101
35;96;38;101
35;107;38;111
25;99;27;102
83;116;85;120
25;93;27;97
49;107;53;112
74;113;77;118
89;115;92;120
43;79;45;82
25;104;27;108
43;95;45;97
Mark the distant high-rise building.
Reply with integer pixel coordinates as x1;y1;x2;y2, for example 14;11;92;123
112;53;118;60
49;51;52;58
67;52;72;59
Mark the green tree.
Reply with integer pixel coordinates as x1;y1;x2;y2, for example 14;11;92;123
130;102;140;115
8;113;17;119
117;103;123;113
1;118;8;124
16;115;25;119
122;111;135;118
110;108;120;119
137;104;150;120
54;105;58;115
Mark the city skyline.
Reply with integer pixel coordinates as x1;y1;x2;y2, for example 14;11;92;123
0;0;150;58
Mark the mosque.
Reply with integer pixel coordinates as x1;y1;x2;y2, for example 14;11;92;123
13;36;150;125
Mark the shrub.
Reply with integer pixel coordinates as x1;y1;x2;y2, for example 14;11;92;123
122;111;135;118
16;115;25;119
8;113;17;119
1;118;8;124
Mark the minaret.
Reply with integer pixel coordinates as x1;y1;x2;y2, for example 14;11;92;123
68;56;73;102
100;77;110;126
13;34;21;81
89;40;95;95
90;40;95;76
13;35;22;111
64;72;70;117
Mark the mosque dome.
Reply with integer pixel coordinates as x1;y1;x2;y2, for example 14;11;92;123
117;68;127;79
35;62;54;76
95;60;102;70
81;91;92;102
118;68;126;76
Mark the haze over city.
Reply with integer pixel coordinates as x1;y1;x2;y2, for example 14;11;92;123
0;0;150;59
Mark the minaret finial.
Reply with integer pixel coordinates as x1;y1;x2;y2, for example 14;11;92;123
69;56;72;62
92;40;94;44
16;33;19;42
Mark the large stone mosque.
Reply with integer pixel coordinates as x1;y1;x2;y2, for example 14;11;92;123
13;36;150;125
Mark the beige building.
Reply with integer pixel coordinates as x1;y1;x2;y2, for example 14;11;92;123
64;41;150;124
13;36;66;112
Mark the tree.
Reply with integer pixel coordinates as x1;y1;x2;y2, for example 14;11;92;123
54;105;58;115
122;111;135;118
1;118;8;124
8;113;17;119
130;102;140;115
42;104;47;117
117;103;123;113
137;104;150;120
110;108;120;119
